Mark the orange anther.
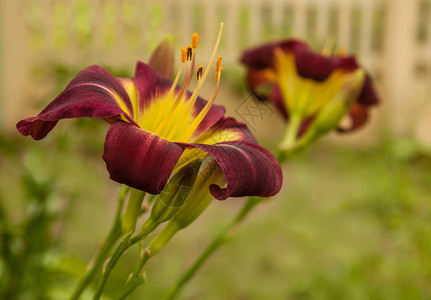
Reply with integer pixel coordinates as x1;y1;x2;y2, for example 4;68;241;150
187;46;193;61
196;65;204;80
216;56;222;72
192;33;199;49
181;47;187;63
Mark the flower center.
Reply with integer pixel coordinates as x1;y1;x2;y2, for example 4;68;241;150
138;24;224;143
273;47;350;118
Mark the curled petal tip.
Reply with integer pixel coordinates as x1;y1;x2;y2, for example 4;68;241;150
179;141;283;200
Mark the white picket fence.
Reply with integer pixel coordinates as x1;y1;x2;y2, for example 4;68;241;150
1;0;431;137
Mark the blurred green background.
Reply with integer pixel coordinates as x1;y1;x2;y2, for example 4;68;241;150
1;0;431;299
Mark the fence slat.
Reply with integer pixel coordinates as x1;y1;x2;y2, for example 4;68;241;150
383;0;419;134
315;0;329;45
359;0;373;67
293;0;306;38
272;0;284;38
1;0;32;130
337;0;351;51
248;0;261;45
1;0;431;136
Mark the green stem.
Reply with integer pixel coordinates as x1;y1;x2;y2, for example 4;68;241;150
116;221;181;299
70;186;129;300
114;253;149;300
114;274;146;300
92;218;157;300
279;113;302;152
161;197;265;300
122;189;146;235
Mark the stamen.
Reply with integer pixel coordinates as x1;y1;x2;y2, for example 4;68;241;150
337;49;346;57
166;47;188;100
154;26;224;142
196;65;204;80
181;47;187;63
192;33;199;49
182;66;223;141
186;23;224;109
173;49;195;107
215;56;223;81
321;37;335;57
153;47;188;134
321;48;331;57
187;46;193;61
161;37;198;139
216;56;222;72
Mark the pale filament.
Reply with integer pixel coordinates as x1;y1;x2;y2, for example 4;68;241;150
153;23;224;143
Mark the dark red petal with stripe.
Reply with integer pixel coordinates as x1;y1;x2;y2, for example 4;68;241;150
200;116;258;144
17;65;135;140
133;61;173;108
292;49;380;107
192;95;226;137
178;141;283;200
295;50;357;81
295;50;338;81
103;120;185;194
240;39;308;70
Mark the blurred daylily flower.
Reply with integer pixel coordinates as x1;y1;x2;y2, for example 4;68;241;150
17;26;282;201
240;40;379;151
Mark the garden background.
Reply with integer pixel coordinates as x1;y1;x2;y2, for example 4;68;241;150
1;0;431;299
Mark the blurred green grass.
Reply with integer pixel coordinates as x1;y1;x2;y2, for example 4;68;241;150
2;1;431;298
2;113;431;299
1;63;431;299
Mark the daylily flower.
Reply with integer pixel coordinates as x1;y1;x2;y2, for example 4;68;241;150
240;39;379;150
17;26;282;201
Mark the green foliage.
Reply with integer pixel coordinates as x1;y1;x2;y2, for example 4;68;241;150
2;63;431;298
0;115;109;298
132;138;431;300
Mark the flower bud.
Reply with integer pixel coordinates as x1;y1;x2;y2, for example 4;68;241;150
150;159;201;224
138;159;224;260
148;35;175;78
171;159;224;229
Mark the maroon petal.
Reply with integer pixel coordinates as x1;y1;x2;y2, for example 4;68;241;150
178;141;283;200
338;103;370;132
197;116;257;144
133;61;173;109
357;75;379;106
192;96;226;137
334;56;360;71
294;50;355;81
103;120;185;194
295;49;335;81
293;50;379;106
17;65;135;140
270;86;288;119
245;69;274;91
241;40;308;70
